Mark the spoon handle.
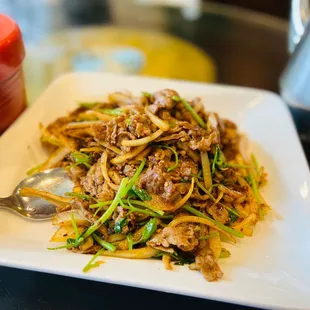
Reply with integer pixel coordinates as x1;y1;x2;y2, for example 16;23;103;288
0;197;13;209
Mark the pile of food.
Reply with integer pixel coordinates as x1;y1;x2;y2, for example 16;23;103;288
22;89;270;281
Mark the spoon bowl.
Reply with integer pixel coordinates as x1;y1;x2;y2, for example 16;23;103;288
0;168;74;220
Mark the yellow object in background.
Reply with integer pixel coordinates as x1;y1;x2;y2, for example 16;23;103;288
24;27;216;103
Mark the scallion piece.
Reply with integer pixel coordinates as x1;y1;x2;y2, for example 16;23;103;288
127;233;133;250
71;151;92;169
93;233;116;252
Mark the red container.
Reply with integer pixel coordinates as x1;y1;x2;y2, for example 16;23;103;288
0;14;27;133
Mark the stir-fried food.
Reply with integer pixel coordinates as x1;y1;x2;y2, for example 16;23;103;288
22;89;270;281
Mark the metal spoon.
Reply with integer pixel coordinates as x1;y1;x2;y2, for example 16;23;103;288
0;168;74;220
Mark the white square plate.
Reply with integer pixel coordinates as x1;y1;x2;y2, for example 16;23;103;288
0;73;310;310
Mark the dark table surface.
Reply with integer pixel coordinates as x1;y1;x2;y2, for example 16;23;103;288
0;1;309;310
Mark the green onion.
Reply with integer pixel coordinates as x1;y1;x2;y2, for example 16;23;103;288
219;248;231;258
93;233;116;252
65;192;92;201
125;119;132;126
172;96;206;129
79;102;98;109
127;233;133;250
212;144;225;174
125;199;171;219
194;178;216;201
26;164;42;176
91;201;112;216
129;199;164;216
76;160;147;246
199;232;219;240
183;204;244;238
125;159;146;191
77;178;129;244
83;248;105;272
71;151;92;169
71;213;80;240
89;200;113;209
98;108;122;116
248;173;264;221
212;145;220;175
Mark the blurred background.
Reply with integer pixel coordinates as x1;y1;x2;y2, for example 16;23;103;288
0;0;289;104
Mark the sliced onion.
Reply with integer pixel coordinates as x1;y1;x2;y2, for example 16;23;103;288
50;225;85;242
201;152;212;189
111;145;147;164
100;151;119;190
147;194;175;211
99;247;159;259
232;213;258;231
20;187;71;208
121;129;164;147
63;121;103;130
39;146;71;171
173;177;194;210
52;209;91;226
79;147;102;153
100;141;122;155
145;106;170;131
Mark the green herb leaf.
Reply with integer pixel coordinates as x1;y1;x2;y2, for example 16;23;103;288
129;185;151;201
229;211;238;223
134;218;157;245
114;217;127;234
